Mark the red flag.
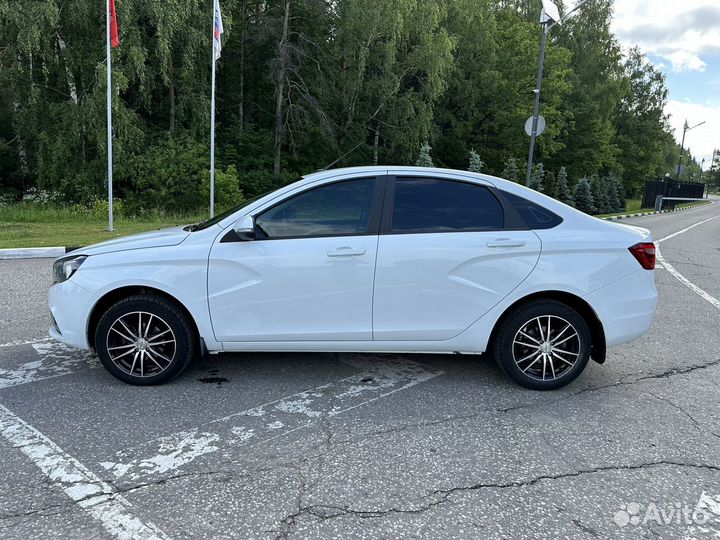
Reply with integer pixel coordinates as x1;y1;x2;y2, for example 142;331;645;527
109;0;119;48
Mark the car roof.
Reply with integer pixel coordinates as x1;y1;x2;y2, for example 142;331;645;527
217;165;598;230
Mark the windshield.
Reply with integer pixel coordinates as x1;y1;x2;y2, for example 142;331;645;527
188;191;272;231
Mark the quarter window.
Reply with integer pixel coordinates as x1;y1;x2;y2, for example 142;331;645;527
256;178;376;239
502;191;562;229
391;178;504;232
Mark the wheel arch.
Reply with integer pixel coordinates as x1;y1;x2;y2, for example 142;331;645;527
488;291;606;364
87;286;201;352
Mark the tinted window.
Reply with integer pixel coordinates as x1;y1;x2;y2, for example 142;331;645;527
256;178;375;238
391;178;504;232
502;191;562;229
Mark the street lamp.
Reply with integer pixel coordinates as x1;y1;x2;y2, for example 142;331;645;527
676;119;705;178
525;0;593;186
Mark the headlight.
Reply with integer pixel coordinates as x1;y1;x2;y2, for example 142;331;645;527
53;255;87;284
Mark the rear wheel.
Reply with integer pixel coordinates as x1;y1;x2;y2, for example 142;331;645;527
493;300;591;390
95;294;196;385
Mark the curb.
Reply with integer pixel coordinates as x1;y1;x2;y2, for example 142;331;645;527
0;246;79;260
601;201;712;221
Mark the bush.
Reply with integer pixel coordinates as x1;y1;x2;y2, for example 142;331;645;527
118;135;207;214
202;165;243;212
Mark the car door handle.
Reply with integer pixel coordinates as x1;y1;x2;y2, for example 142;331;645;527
486;239;526;248
327;247;366;257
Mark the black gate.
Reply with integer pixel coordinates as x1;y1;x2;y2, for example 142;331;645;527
641;178;705;209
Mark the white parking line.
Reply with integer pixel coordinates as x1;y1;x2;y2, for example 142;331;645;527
101;356;443;483
0;403;170;540
0;341;97;389
654;213;720;312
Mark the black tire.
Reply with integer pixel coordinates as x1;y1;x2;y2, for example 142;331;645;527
493;300;591;390
95;294;196;385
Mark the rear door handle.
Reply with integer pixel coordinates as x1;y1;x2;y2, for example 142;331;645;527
486;238;526;248
327;247;366;257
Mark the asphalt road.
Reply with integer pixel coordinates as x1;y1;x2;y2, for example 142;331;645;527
1;202;720;540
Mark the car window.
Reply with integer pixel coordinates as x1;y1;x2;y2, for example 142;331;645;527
502;191;563;229
391;178;504;232
255;178;376;239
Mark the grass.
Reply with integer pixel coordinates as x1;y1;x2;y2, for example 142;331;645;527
595;198;710;219
0;205;204;249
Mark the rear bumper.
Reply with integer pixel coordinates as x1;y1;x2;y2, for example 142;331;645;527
584;269;658;347
48;279;96;350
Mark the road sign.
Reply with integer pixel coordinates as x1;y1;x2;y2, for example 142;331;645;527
525;115;546;137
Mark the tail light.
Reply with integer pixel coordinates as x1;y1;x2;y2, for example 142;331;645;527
628;242;656;270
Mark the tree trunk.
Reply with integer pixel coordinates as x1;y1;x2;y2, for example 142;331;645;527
372;124;379;165
239;0;246;132
273;0;290;177
169;54;176;135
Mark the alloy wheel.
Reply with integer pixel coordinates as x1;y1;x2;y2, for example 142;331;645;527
512;315;580;381
105;311;176;377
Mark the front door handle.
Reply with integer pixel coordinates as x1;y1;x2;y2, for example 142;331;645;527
486;238;526;248
327;247;366;257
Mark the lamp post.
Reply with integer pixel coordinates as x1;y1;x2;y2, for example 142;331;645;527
676;119;705;178
525;0;592;186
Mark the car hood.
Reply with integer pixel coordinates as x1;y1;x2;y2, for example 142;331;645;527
75;226;191;256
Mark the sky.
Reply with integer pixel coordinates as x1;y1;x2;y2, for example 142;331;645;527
608;0;720;169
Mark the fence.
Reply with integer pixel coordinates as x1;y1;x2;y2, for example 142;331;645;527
641;178;705;210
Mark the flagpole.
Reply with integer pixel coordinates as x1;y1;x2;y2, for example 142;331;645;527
210;48;216;219
106;0;114;231
209;0;219;219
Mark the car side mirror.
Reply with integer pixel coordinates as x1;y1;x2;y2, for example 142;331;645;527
233;215;256;241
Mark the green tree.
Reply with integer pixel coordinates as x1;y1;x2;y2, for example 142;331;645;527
573;177;595;214
590;174;608;214
604;174;622;212
529;163;544;192
544;170;556;198
501;157;520;183
468;150;484;173
416;141;434;167
556;166;573;205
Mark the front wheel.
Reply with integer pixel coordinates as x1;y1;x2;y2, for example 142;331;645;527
493;300;591;390
95;294;196;385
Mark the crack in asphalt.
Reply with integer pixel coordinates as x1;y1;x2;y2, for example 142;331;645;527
500;356;720;413
268;460;720;537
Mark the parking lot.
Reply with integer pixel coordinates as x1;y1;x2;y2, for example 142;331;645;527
1;202;720;540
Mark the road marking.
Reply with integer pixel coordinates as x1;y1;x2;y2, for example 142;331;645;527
656;214;720;245
0;337;51;348
101;356;443;484
0;341;97;390
656;247;720;311
652;212;720;312
0;403;170;540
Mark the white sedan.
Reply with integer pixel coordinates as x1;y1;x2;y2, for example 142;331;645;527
49;166;658;390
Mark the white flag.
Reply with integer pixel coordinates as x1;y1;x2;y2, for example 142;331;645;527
213;0;224;61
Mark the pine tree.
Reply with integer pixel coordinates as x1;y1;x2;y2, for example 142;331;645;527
529;163;545;192
604;174;622;212
590;174;608;214
468;150;484;173
573;177;596;214
544;170;557;198
416;141;434;167
501;158;520;183
614;175;626;211
556;166;573;206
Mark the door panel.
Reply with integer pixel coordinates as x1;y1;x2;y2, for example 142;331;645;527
373;231;540;340
209;236;378;341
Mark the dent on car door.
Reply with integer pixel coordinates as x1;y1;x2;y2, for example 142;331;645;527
208;177;383;342
372;177;541;341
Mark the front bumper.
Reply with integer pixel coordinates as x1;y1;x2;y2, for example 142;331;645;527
48;279;97;350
